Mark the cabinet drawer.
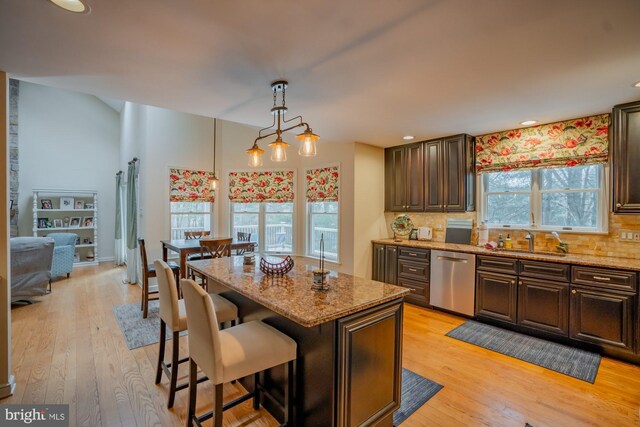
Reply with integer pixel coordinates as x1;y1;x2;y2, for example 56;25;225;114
477;255;518;274
398;246;430;261
519;260;570;282
398;277;429;306
572;266;637;292
398;259;429;283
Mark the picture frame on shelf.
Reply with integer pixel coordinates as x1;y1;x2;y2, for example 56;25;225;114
83;238;92;244
69;217;81;228
53;219;63;228
85;203;94;209
82;216;94;227
60;197;74;209
63;216;70;227
75;200;85;209
41;199;53;209
38;218;49;229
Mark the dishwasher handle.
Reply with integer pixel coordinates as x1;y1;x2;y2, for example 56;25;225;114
436;256;468;263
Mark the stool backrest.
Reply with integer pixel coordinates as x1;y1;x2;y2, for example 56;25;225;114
181;278;223;383
154;260;181;331
138;238;150;281
200;238;232;259
185;231;211;240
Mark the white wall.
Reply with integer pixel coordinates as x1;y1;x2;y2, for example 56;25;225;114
17;81;120;261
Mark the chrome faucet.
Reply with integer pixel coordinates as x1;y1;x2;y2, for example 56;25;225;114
524;230;535;252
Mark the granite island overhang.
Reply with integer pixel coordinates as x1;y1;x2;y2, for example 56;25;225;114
186;256;410;427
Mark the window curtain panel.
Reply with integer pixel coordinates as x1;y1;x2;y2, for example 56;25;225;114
114;172;125;266
126;160;139;284
475;113;610;173
305;166;339;202
169;168;215;202
228;171;295;203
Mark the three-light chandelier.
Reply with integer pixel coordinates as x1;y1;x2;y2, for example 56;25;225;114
247;80;319;167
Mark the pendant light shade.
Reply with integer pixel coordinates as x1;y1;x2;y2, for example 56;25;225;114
296;128;319;157
268;136;289;162
247;143;265;167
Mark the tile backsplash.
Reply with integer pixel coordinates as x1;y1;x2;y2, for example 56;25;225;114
384;212;640;260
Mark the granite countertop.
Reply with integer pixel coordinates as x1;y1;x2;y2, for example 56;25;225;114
187;255;409;328
372;238;640;271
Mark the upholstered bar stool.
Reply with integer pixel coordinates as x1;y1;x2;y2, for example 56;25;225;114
181;279;297;427
153;260;238;409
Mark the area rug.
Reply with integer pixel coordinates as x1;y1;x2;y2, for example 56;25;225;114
446;321;601;383
113;300;187;350
394;368;443;425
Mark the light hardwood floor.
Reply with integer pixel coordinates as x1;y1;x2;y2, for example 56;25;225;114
5;263;640;426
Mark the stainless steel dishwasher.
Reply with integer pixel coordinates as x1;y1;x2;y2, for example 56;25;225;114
430;250;476;316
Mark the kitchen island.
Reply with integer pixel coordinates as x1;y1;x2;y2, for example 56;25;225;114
187;256;409;427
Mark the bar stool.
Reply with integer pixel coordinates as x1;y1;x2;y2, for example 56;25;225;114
181;279;297;427
153;260;238;409
138;238;180;318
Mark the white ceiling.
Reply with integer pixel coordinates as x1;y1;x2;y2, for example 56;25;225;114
1;0;640;146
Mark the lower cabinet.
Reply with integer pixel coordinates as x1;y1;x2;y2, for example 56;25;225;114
570;285;635;353
372;243;430;307
372;243;386;283
518;278;569;336
384;245;398;285
476;271;517;324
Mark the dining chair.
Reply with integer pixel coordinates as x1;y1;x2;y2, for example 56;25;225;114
195;238;233;289
138;238;180;318
153;260;238;408
181;279;297;427
235;231;251;255
184;230;211;240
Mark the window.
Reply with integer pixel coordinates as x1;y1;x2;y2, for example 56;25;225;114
231;202;293;253
170;202;211;240
307;201;339;261
481;164;606;232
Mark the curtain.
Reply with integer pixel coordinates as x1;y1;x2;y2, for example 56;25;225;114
228;170;295;203
114;172;125;266
305;166;339;202
169;168;215;202
126;160;139;284
475;113;610;173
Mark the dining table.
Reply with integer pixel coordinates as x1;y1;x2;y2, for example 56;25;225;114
160;238;256;278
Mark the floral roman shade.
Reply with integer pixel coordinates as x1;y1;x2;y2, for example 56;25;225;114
169;168;215;202
228;170;295;203
306;166;339;202
475;113;610;173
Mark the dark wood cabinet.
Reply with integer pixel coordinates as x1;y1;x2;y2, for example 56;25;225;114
372;243;386;282
385;134;474;213
570;286;635;353
384;245;398;285
476;271;518;324
518;277;569;336
612;100;640;214
384;143;424;212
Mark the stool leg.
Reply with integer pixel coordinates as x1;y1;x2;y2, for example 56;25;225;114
142;280;149;319
167;331;180;408
253;372;261;410
282;359;295;427
214;383;223;427
155;320;166;384
187;359;197;427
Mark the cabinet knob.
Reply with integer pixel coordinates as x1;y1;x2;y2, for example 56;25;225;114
571;290;577;295
511;280;515;285
519;280;523;286
616;203;622;208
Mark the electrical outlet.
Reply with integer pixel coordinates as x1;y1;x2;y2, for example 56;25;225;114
620;231;628;240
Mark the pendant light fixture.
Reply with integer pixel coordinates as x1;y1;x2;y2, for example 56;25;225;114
247;80;319;166
210;118;219;190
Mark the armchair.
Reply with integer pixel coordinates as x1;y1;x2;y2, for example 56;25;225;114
10;237;54;302
49;233;78;279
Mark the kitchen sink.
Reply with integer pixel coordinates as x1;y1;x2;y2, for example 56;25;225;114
494;248;568;257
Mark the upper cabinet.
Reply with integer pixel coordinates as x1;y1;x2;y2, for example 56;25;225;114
613;100;640;214
385;143;425;212
385;134;475;212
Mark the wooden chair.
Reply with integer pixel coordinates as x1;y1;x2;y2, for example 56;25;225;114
184;230;211;240
181;279;297;427
194;238;233;289
154;260;238;408
138;238;180;318
235;231;252;255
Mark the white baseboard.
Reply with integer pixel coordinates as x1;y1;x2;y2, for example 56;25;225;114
98;257;115;262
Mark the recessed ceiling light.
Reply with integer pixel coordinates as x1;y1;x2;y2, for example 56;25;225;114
49;0;88;13
633;81;640;88
402;135;414;140
520;120;537;126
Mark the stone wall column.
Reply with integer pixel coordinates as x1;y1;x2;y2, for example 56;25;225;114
8;79;18;237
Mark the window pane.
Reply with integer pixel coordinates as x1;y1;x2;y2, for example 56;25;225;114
309;202;338;261
541;165;600;190
311;201;339;214
485;170;532;192
542;192;598;227
232;213;259;244
233;203;259;213
265;213;293;253
486;194;530;225
170;202;211;240
171;201;210;213
265;202;293;213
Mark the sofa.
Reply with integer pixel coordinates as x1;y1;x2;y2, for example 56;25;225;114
48;233;77;279
10;237;54;302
